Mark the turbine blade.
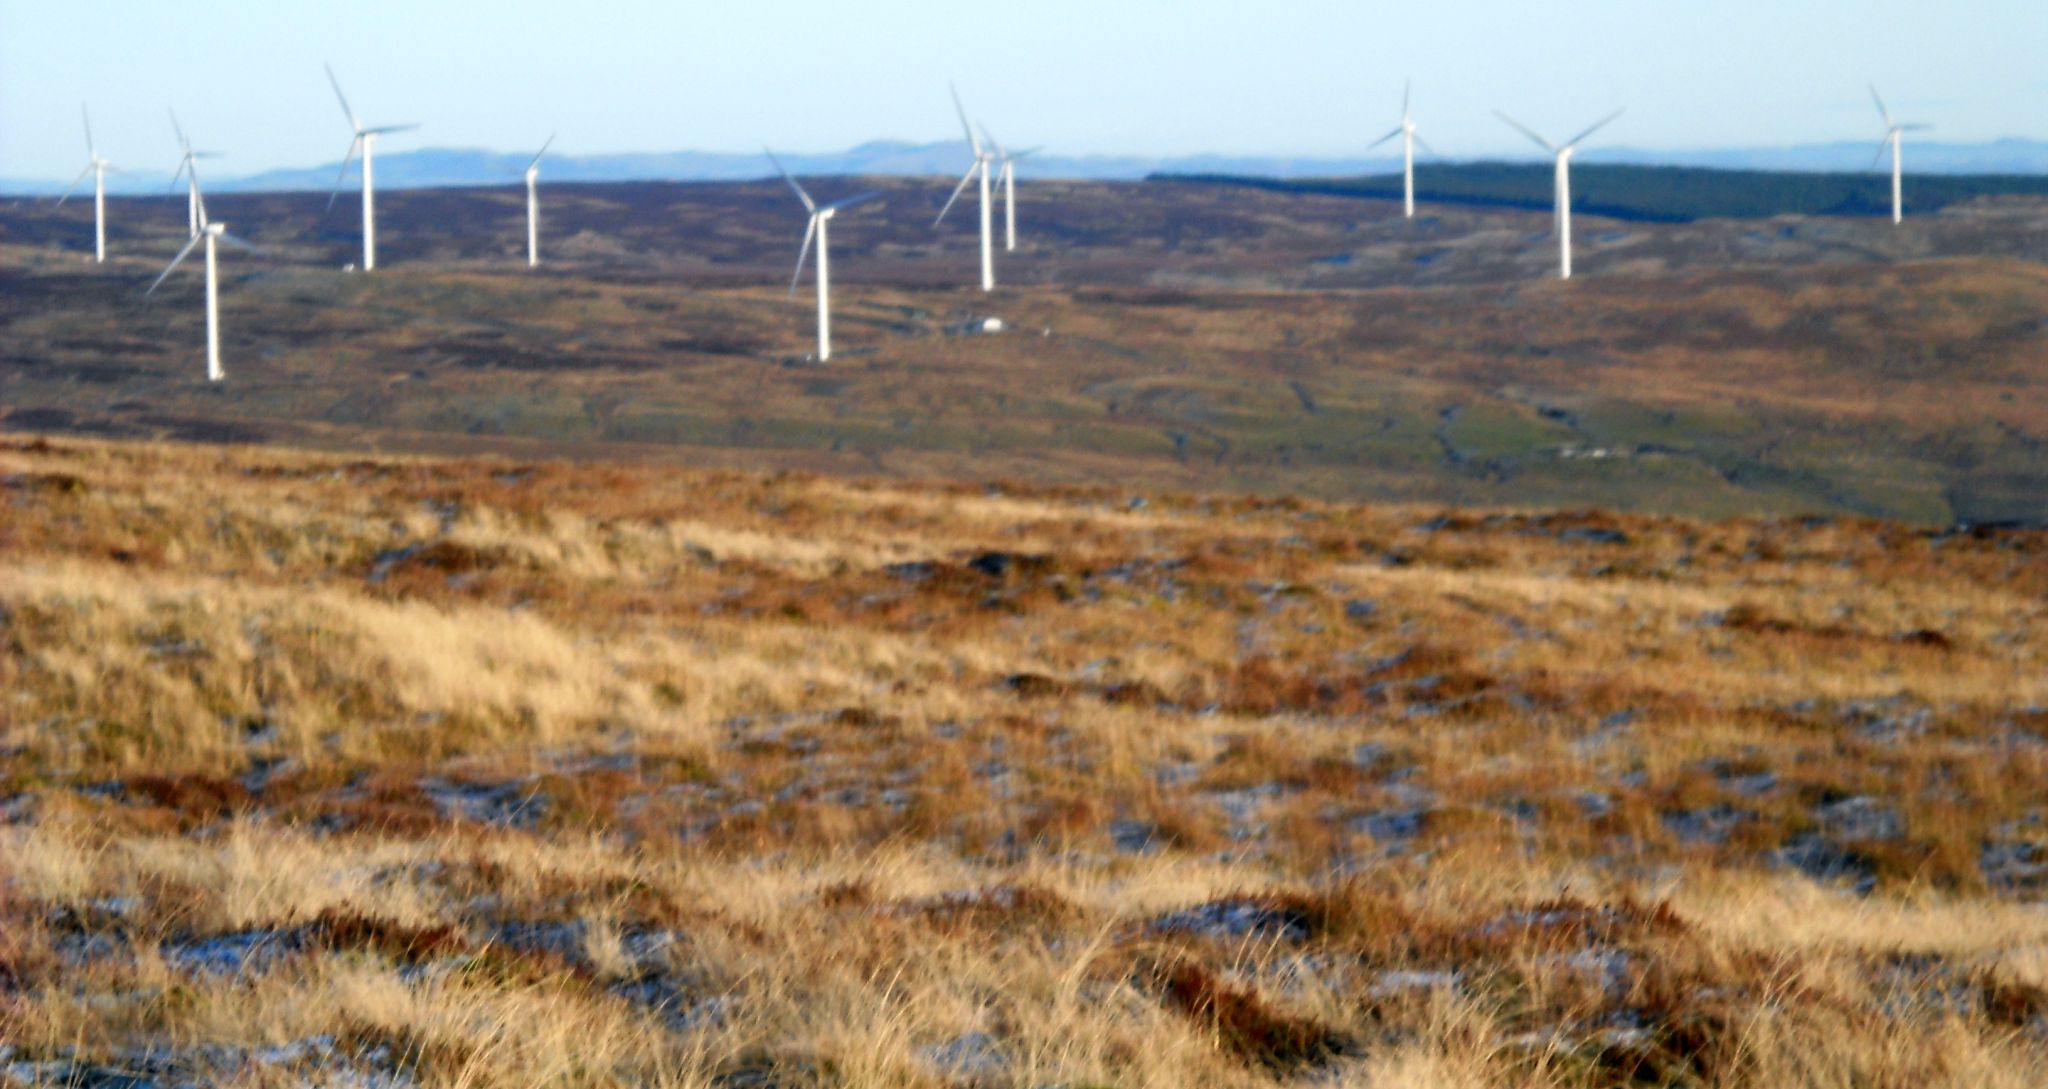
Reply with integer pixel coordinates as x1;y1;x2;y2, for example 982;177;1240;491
1494;111;1555;153
950;81;980;155
326;138;362;211
219;231;264;255
1012;146;1043;159
1402;78;1412;119
1366;126;1404;150
527;132;556;172
763;148;815;213
933;162;978;226
789;214;819;300
1899;123;1933;132
1870;136;1891;171
54;165;93;206
980;123;1006;161
169;107;190;152
362;123;419;135
1870;85;1893;129
168;158;188;194
822;190;884;214
82;105;95;158
326;63;362;131
1562;108;1625;150
1413;134;1440;158
147;234;206;295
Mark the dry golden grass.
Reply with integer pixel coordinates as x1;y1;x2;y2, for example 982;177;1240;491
1;434;2044;1087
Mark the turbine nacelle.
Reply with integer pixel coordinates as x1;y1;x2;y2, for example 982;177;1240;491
765;148;880;361
1869;85;1929;224
1494;108;1624;159
1869;86;1930;138
146;192;258;384
59;105;120;263
1867;86;1931;157
168;110;224;176
323;65;416;141
938;82;1004;289
324;64;418;270
57;107;121;208
1493;107;1624;278
1369;81;1434;220
522;135;554;268
951;81;987;161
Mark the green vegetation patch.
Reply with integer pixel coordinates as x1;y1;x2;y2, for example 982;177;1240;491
1160;164;2048;222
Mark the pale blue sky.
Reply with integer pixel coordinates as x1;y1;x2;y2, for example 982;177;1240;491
2;0;2040;179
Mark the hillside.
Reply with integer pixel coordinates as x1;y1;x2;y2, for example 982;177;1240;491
5;178;2046;526
1163;163;2048;222
2;435;2044;1086
11;138;2048;197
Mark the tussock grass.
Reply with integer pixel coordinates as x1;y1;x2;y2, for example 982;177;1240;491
1;435;2044;1086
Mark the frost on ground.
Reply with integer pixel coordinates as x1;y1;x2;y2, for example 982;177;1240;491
2;437;2045;1087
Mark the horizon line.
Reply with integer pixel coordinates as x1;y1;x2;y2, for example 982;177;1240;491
9;135;2048;195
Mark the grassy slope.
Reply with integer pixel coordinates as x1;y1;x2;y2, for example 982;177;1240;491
5;180;2047;527
3;435;2045;1086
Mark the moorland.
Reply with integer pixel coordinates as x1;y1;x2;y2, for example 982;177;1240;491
1;434;2044;1087
3;173;2044;524
1170;162;2048;222
2;166;2046;1087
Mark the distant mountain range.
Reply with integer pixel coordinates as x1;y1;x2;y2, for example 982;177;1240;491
7;137;2048;196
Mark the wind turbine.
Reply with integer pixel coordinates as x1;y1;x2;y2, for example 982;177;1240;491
323;63;419;271
1869;86;1930;225
146;183;260;383
1493;108;1624;280
981;125;1040;252
523;133;555;268
168;110;222;240
55;106;115;263
934;82;996;291
1366;80;1436;219
767;150;881;363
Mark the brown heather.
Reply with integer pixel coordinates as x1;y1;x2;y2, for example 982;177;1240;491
1;434;2045;1087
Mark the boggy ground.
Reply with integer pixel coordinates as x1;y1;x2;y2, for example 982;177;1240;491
4;181;2046;525
2;435;2046;1087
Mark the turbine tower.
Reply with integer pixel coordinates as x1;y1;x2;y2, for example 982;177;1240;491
767;150;881;363
935;83;996;291
1366;80;1435;219
168;110;221;240
324;64;419;271
1493;108;1624;280
981;125;1040;252
146;184;260;383
56;106;115;263
524;134;555;268
1869;86;1930;225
